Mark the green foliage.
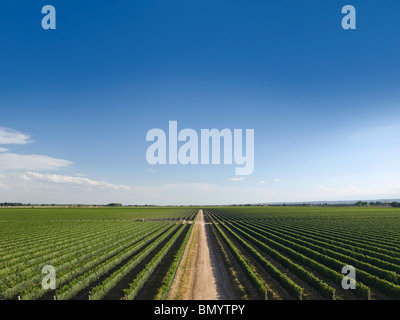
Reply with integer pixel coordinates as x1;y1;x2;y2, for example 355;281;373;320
213;216;304;300
2;205;400;300
209;215;269;299
217;217;335;299
57;223;177;300
106;203;122;207
208;206;400;299
391;202;400;208
88;223;183;300
159;213;198;299
123;224;187;300
0;207;196;300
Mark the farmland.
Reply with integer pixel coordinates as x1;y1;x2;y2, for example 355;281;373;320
1;206;400;300
205;206;400;300
0;207;197;300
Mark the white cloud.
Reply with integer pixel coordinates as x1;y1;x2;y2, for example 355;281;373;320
3;170;399;205
274;178;280;182
231;177;244;182
0;153;72;171
75;173;87;177
259;180;266;184
0;127;32;145
21;172;130;190
0;127;72;172
0;173;277;205
0;173;9;190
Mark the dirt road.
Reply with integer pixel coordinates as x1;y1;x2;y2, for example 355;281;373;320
169;209;235;300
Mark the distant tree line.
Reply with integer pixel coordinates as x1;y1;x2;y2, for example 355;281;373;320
0;202;160;207
354;201;400;208
391;201;400;208
355;201;370;207
0;203;70;207
0;202;25;207
106;203;122;207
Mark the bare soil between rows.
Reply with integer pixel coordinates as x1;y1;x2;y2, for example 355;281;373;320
168;210;235;300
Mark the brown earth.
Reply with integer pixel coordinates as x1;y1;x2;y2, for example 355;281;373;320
168;210;235;300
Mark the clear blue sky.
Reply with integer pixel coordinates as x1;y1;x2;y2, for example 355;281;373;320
0;1;399;205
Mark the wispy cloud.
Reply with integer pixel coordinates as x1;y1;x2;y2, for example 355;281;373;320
0;153;72;171
231;177;244;182
0;127;32;145
75;173;87;177
259;180;266;184
0;177;8;190
0;174;276;205
21;171;131;190
273;178;280;182
0;127;72;171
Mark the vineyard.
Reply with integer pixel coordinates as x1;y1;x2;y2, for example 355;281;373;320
0;207;197;300
1;206;400;300
205;206;400;300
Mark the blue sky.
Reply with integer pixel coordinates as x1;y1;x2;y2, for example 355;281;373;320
0;1;399;205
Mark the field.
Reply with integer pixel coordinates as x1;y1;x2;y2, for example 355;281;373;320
1;206;400;300
205;206;400;300
0;207;197;300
